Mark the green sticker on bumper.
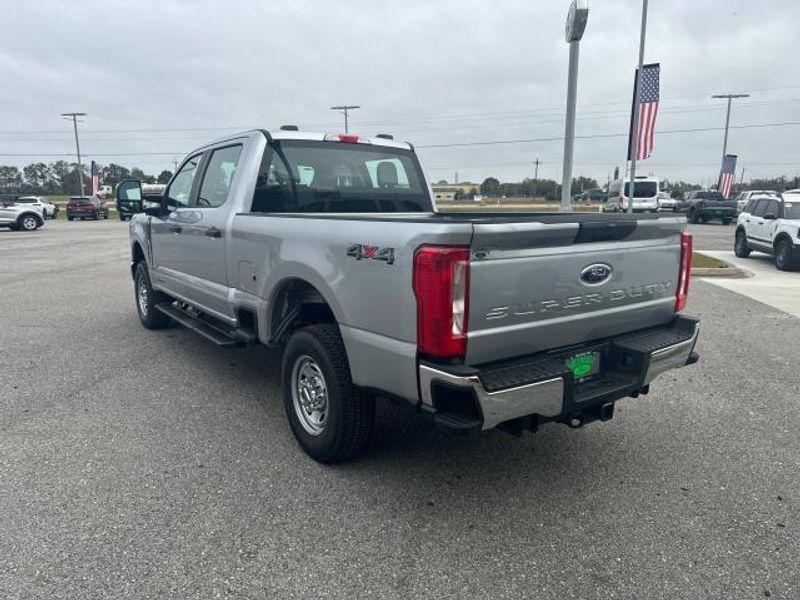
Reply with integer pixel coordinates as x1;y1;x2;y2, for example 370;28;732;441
567;351;598;378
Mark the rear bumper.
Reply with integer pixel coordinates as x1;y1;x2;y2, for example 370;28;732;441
419;315;699;431
697;207;736;218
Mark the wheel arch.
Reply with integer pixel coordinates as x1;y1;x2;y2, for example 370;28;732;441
266;277;340;345
130;241;146;279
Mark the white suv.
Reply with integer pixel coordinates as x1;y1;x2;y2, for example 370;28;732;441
15;196;58;219
734;193;800;270
0;199;45;231
734;189;779;214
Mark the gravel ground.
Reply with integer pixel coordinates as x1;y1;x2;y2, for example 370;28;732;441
1;219;797;599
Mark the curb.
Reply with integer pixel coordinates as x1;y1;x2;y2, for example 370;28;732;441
691;266;752;278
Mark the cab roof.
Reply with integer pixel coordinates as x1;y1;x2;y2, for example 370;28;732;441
193;129;413;153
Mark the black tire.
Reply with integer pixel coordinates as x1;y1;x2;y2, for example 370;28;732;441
119;215;127;221
92;210;99;220
18;214;41;231
133;262;172;329
734;230;751;258
689;210;699;224
282;324;374;463
721;217;732;225
700;216;710;224
67;216;73;221
775;238;798;271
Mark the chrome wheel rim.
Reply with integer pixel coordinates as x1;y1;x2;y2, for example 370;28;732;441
22;216;37;230
137;276;149;317
291;355;329;436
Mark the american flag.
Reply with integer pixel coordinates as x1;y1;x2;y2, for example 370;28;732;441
718;154;737;199
628;63;660;161
91;160;100;197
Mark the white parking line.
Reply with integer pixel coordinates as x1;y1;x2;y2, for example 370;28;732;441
699;250;800;318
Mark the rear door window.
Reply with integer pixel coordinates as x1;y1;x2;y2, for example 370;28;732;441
750;200;767;217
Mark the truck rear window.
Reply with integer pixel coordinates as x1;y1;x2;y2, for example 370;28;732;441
251;140;432;213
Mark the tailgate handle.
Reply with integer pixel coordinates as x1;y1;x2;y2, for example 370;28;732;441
168;225;182;234
205;227;222;238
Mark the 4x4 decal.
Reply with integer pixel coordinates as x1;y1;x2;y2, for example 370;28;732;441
347;243;395;265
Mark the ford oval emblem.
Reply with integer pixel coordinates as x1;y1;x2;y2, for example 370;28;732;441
580;263;612;285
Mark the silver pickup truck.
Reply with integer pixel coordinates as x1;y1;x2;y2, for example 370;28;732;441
119;129;699;462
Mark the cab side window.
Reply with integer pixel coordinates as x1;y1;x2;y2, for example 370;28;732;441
197;145;243;208
167;154;202;207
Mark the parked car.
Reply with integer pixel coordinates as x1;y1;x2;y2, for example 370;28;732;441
734;189;779;214
657;191;678;212
121;129;699;463
0;197;45;231
580;188;607;204
66;196;110;220
15;196;58;219
604;176;659;212
675;191;736;224
735;193;800;270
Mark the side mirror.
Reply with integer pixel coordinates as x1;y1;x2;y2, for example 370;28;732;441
116;179;142;203
763;212;777;220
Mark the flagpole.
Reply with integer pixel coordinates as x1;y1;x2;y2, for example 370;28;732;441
627;0;648;214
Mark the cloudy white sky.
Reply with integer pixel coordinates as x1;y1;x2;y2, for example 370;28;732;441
2;0;798;186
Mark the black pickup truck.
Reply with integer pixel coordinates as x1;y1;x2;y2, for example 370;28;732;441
676;191;736;225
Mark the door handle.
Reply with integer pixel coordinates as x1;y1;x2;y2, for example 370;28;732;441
205;227;222;238
168;225;182;234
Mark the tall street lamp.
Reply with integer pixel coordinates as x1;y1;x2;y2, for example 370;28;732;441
560;0;589;212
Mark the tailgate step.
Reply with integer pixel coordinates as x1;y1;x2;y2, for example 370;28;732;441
156;303;244;348
478;355;569;393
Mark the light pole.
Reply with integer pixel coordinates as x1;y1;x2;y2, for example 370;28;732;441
711;93;749;169
330;104;360;133
62;112;87;196
626;0;649;213
560;0;589;212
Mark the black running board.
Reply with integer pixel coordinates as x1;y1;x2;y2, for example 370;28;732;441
156;303;244;348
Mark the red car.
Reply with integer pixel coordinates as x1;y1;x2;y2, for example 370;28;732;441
66;196;110;221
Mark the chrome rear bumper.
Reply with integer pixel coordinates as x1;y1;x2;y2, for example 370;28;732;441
419;316;699;431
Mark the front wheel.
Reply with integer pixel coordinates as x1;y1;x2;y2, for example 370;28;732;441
282;324;374;463
775;238;798;271
133;262;172;329
734;230;751;258
722;217;732;225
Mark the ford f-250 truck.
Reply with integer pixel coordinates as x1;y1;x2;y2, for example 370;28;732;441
119;129;699;463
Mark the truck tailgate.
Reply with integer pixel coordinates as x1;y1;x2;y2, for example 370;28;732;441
465;215;685;365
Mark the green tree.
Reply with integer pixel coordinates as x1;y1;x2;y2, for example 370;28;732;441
103;163;131;188
22;162;51;192
157;170;173;184
480;177;500;196
0;166;22;192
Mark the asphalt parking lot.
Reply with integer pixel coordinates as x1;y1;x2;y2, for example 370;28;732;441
2;219;798;599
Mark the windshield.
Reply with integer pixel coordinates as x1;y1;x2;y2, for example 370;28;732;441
623;182;657;198
251;140;432;213
784;200;800;219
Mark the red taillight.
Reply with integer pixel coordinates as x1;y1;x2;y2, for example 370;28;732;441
675;232;692;312
3;201;14;207
413;245;470;358
338;134;359;143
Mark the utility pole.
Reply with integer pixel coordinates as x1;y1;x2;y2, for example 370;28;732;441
711;93;749;175
560;0;589;212
62;112;87;196
533;157;540;199
330;104;360;133
626;0;649;214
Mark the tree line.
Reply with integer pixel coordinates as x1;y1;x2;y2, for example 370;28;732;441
0;162;173;195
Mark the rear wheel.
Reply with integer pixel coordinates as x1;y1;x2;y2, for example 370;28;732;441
133;262;172;329
282;324;374;463
19;214;40;231
92;210;99;220
721;217;732;225
775;238;798;271
734;230;751;258
67;216;74;221
689;210;699;224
